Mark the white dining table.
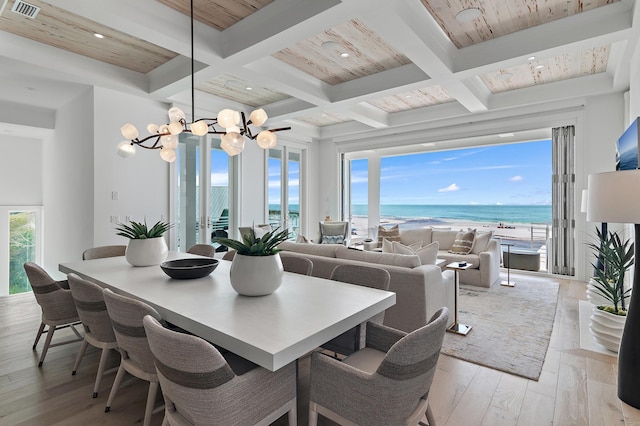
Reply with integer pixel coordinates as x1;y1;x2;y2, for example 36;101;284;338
59;252;395;371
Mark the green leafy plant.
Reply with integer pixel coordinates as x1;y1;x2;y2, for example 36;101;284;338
587;226;634;316
215;226;289;256
115;220;173;239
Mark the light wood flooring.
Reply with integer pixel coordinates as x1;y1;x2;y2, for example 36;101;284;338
1;274;640;425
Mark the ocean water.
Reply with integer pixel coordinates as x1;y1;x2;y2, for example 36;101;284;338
352;204;552;225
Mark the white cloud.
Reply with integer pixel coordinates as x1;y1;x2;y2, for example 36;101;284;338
438;183;460;192
509;175;523;182
211;172;228;186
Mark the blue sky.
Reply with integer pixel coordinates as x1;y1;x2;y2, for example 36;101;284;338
351;140;552;205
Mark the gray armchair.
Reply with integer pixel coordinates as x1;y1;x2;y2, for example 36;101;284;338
318;221;349;245
309;307;449;426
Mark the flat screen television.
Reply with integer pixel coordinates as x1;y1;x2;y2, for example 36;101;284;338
616;117;639;170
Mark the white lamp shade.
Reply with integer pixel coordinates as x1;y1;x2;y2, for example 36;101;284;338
168;107;185;122
580;189;588;213
226;125;241;134
587;170;640;223
168;121;183;135
191;120;208;136
117;141;136;158
147;123;159;134
120;123;139;140
249;108;268;126
160;148;177;162
161;134;178;149
221;132;244;156
217;109;240;128
257;130;277;149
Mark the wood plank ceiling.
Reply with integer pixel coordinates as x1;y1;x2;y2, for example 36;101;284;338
0;0;627;134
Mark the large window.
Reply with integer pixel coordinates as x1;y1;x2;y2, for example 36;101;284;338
349;158;368;236
347;140;553;271
0;207;42;296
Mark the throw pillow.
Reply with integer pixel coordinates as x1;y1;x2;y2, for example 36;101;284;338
448;229;476;254
378;224;401;246
415;241;439;265
471;230;493;254
321;235;344;244
392;241;438;265
381;238;394;253
253;226;268;238
391;241;422;254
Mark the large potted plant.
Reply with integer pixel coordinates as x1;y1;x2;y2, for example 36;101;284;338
215;226;290;296
115;220;173;267
586;227;634;352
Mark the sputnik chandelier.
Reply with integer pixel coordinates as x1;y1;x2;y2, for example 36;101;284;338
116;0;290;162
117;106;291;161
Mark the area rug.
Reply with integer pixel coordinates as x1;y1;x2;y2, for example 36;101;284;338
441;277;559;381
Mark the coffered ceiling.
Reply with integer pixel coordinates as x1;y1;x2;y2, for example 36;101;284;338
0;0;636;143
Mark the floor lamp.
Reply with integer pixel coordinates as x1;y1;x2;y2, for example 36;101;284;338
581;189;608;274
587;170;640;408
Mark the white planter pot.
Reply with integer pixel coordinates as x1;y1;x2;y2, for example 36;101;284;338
125;237;168;267
589;306;626;353
586;278;611;307
229;253;284;296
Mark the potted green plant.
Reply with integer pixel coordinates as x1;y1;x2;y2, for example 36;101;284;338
115;219;173;267
215;227;290;296
586;226;634;352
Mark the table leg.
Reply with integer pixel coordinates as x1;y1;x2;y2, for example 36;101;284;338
447;269;472;335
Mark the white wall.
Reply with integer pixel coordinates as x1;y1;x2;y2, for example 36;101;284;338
42;88;94;277
0;135;42;204
92;87;170;246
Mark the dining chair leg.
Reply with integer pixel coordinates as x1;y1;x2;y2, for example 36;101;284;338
288;404;297;426
425;403;436;426
72;339;89;375
105;363;126;413
308;402;318;426
38;325;56;367
93;348;111;398
32;322;45;350
143;381;159;426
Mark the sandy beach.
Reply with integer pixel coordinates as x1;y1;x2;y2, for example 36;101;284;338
351;215;550;250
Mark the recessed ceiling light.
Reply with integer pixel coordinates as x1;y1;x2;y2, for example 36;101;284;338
94;33;104;39
405;94;412;99
321;41;339;50
245;86;252;91
527;56;536;61
340;52;350;58
455;7;482;23
495;72;513;81
535;65;545;70
498;133;515;138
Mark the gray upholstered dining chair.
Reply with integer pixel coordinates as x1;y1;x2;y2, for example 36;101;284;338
321;264;391;356
318;221;350;244
23;262;83;367
103;288;162;426
222;249;236;261
309;307;449;426
186;243;216;258
280;252;313;275
82;245;126;260
67;273;118;398
143;314;298;426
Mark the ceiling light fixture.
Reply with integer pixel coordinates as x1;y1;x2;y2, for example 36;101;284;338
455;7;482;23
340;52;350;58
117;0;290;161
94;33;104;39
527;56;536;61
535;64;545;70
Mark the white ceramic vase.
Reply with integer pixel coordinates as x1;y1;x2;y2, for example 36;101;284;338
589;306;626;353
586;278;610;307
229;253;284;296
125;237;168;267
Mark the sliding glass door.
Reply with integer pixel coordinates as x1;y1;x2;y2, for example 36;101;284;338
268;147;303;239
0;207;42;296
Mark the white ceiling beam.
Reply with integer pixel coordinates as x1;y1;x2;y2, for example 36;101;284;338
339;103;389;129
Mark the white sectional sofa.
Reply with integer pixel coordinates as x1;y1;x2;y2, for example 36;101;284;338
379;226;502;288
277;241;455;333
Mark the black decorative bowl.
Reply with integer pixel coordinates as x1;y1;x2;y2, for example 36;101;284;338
160;258;219;279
